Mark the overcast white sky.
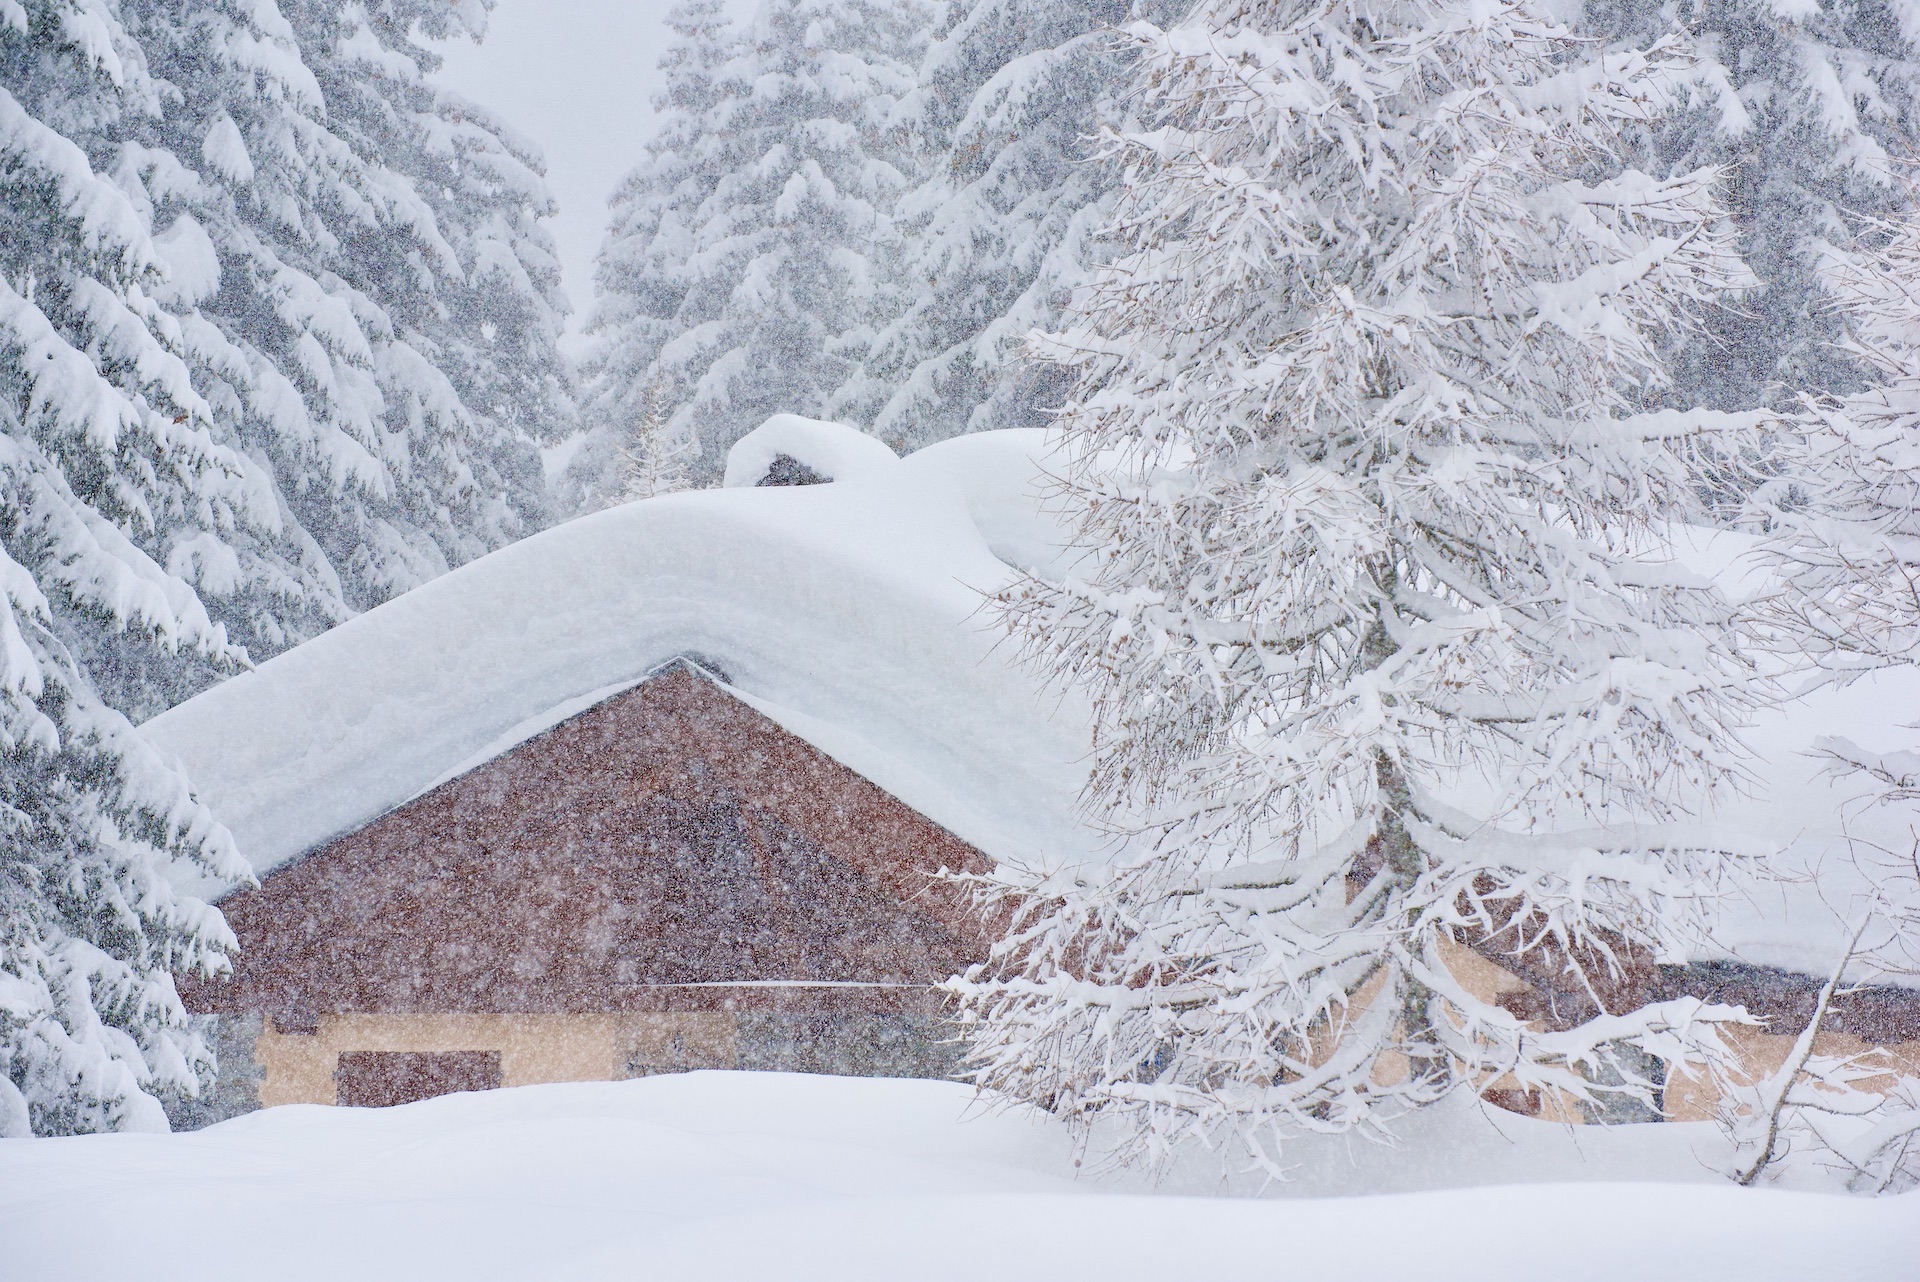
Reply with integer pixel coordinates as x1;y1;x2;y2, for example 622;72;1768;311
434;2;720;356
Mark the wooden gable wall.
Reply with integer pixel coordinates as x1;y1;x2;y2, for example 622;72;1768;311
179;666;991;1028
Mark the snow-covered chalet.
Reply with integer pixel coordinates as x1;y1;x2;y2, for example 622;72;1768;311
156;419;1090;1117
153;418;1920;1122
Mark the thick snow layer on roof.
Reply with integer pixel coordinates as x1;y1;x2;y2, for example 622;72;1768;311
1;1074;1913;1282
144;423;1094;892
145;416;1920;980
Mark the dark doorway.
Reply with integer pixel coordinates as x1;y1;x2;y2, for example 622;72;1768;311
334;1051;503;1107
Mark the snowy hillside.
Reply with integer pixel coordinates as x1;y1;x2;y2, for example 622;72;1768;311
2;1073;1913;1282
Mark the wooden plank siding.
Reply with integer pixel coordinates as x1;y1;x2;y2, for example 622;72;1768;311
179;665;992;1034
174;661;1920;1121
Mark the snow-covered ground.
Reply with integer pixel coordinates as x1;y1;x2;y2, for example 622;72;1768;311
1;1072;1909;1281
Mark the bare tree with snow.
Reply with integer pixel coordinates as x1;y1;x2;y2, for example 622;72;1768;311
950;0;1773;1169
1712;916;1920;1194
623;376;693;502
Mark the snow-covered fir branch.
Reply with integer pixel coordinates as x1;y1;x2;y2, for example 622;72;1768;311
0;0;567;1134
1592;0;1920;413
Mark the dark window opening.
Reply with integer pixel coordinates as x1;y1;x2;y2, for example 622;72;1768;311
756;453;830;486
335;1050;503;1107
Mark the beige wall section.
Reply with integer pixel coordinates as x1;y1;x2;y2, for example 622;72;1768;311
1307;938;1652;1122
1664;1025;1920;1123
256;1013;739;1107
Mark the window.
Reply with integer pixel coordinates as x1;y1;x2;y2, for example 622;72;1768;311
334;1051;503;1108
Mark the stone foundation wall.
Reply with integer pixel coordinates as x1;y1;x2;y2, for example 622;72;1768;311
733;1012;962;1080
167;1008;963;1127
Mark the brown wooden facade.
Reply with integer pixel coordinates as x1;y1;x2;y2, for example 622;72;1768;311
178;664;992;1111
173;662;1920;1123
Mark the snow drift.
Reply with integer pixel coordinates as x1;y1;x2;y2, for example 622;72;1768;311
0;1072;1913;1282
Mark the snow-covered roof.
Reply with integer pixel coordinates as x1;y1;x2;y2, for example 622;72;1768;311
145;415;1920;982
144;419;1095;895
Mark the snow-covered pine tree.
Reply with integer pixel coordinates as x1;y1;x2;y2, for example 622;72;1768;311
0;608;250;1137
566;0;737;511
79;0;359;705
574;0;932;502
864;0;1180;453
1592;0;1920;411
0;0;254;1134
161;0;560;620
277;0;563;583
65;0;567;697
951;0;1771;1166
0;0;564;1133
